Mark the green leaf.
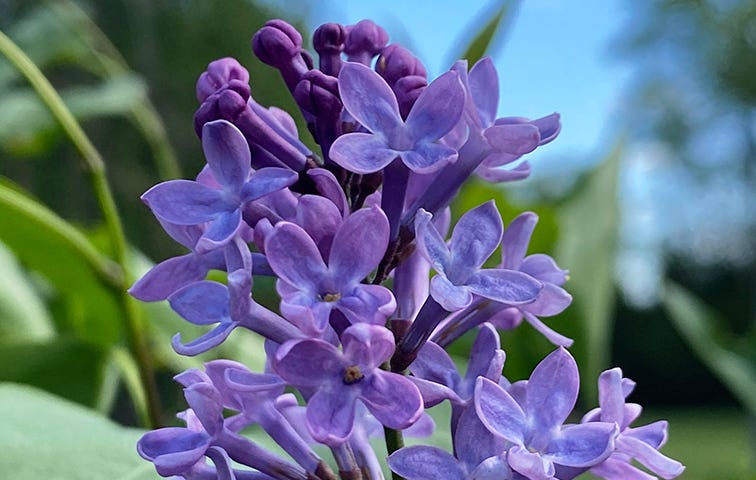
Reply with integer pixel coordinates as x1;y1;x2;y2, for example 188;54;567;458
0;337;107;407
0;76;146;157
554;142;622;403
0;383;159;480
0;178;123;346
452;0;517;66
0;240;55;343
661;282;756;415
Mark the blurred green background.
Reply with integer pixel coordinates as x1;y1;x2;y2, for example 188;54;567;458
0;0;753;479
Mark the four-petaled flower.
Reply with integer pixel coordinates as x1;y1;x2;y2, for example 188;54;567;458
329;61;465;174
273;323;423;446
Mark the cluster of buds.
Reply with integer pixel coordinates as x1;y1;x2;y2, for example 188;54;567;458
131;18;684;480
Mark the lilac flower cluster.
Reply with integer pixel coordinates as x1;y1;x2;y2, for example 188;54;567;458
132;18;684;480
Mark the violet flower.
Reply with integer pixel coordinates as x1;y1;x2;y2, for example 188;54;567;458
329;62;464;175
264;206;395;334
141;120;297;253
581;368;685;480
415;201;542;311
475;348;618;479
273;323;423;446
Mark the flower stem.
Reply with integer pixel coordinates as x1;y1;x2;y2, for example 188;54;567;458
0;29;161;428
383;425;405;480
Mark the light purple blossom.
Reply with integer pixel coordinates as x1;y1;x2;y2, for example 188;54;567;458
141;120;297;253
415;201;543;311
581;368;685;480
329;62;465;174
264;206;395;334
475;348;619;479
273;323;423;446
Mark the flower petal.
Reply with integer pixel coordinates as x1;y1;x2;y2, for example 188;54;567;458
508;445;555;480
545;422;617;467
240;167;298;203
483;123;540;155
388;446;466;480
202;120;251;191
137;428;209;477
307;387;359;446
469;57;499;127
265;222;328;294
474;377;527;445
337;284;396;326
274;338;344;387
129;254;209;302
171;322;237;356
466;269;542;305
522;312;574;347
430;275;473;311
142;180;224;225
169;281;229;325
523;284;572;317
501;212;537;270
195;209;242;252
405;70;465;142
339;62;403;136
466;324;504;385
521;254;569;286
329;132;399;174
341;323;396;370
399;141;458;174
361;370;423;430
329;207;389;284
527;348;579;434
449;201;503;279
415;209;451;274
616;435;684;479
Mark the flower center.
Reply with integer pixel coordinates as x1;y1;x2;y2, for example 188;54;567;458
321;292;341;302
342;365;364;385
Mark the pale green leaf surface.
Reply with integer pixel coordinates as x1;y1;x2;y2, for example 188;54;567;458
0;240;55;342
0;383;159;480
554;143;622;402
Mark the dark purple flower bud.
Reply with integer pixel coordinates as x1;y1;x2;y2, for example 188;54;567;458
313;22;346;77
252;19;310;92
376;44;427;87
196;57;251;104
394;75;427;120
294;70;342;121
344;20;389;65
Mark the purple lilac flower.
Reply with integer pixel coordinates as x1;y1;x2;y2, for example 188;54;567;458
273;323;423;446
264;206;395;334
415;201;543;311
475;348;618;479
343;20;389;65
141;120;297;253
329;62;464;175
434;212;573;348
579;368;685;480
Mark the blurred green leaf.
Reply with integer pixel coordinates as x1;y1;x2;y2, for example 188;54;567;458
0;383;159;480
0;338;107;406
454;0;515;65
554;143;622;403
0;76;146;157
0;178;123;346
0;240;55;343
662;281;756;415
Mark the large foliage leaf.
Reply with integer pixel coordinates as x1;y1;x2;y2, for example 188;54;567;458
0;240;55;342
0;383;159;480
554;143;622;402
662;281;756;415
0;178;123;346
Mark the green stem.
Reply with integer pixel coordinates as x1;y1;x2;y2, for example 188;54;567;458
0;29;161;428
380;361;406;480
